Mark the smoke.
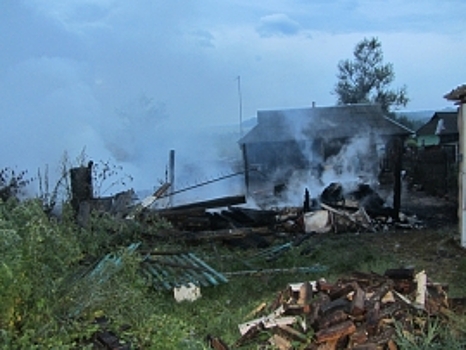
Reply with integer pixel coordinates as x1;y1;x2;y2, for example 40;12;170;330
280;133;383;206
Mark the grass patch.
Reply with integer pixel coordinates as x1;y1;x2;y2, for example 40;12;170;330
1;197;466;348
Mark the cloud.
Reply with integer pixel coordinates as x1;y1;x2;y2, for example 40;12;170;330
256;13;301;37
191;29;216;48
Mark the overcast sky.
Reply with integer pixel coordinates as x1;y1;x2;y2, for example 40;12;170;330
1;0;465;195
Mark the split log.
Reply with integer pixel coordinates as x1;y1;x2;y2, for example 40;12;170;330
297;281;313;305
317;310;348;330
315;319;356;343
268;334;292;350
309;293;331;326
384;268;415;283
350;283;366;316
277;324;308;342
365;302;380;336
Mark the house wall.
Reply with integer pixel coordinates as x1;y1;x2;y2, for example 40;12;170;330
417;135;440;147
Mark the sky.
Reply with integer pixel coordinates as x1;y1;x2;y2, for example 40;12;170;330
1;0;465;198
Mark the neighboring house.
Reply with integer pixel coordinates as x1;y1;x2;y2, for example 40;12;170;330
416;111;458;148
238;104;413;192
413;111;459;195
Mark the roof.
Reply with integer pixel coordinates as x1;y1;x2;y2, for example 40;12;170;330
444;84;466;102
416;111;458;136
239;104;413;144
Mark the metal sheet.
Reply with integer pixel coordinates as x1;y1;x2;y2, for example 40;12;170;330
142;253;228;290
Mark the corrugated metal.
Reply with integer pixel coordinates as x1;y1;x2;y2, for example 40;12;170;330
141;252;228;290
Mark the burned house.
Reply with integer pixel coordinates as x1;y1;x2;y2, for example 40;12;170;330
238;104;413;210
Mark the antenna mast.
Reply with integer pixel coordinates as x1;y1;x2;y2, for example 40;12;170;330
237;75;243;137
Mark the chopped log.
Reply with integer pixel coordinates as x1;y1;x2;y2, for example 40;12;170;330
206;335;230;350
315;319;356;343
350;283;366;316
414;270;427;309
353;343;378;350
384;268;415;280
283;304;311;315
268;334;292;350
277;324;308;342
348;328;369;348
321;298;351;316
318;280;335;293
317;309;348;330
309;293;331;326
329;283;354;300
234;322;264;348
263;316;297;330
368;280;394;306
365;302;380;336
297;281;313;305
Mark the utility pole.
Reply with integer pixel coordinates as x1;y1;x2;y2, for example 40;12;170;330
237;75;243;137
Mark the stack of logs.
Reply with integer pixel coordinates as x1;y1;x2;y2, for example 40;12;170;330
231;268;452;349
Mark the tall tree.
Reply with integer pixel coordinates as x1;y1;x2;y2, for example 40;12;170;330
334;37;409;113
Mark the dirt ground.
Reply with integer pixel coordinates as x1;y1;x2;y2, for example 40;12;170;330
361;186;465;296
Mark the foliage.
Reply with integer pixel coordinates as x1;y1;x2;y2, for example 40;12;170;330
91;159;134;196
36;150;134;217
0;199;82;347
395;316;466;349
334;37;409;113
1;186;466;348
0;167;31;202
37;157;72;216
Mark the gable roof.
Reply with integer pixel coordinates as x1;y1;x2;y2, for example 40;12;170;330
239;104;413;144
416;111;458;136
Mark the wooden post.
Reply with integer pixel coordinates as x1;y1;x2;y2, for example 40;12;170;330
444;85;466;248
70;161;93;214
242;143;250;195
392;136;402;221
168;150;175;207
458;103;466;247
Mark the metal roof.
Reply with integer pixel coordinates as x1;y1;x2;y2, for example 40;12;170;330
238;104;413;144
141;252;228;290
416;111;458;136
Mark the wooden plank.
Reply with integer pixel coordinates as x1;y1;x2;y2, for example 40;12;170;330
157;195;246;212
315;320;356;343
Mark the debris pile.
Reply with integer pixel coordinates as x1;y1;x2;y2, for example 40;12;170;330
137;183;424;248
231;268;452;349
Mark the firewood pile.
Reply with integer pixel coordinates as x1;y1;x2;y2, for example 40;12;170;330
230;268;453;349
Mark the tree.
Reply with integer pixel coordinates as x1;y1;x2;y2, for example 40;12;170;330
334;37;409;113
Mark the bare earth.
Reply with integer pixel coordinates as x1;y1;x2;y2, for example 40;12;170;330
363;187;465;296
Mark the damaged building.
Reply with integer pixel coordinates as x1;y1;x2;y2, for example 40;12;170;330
239;104;413;214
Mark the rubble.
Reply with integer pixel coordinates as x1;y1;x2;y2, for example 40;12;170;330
228;268;454;349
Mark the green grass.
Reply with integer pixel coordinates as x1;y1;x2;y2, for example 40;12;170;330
1;198;466;349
